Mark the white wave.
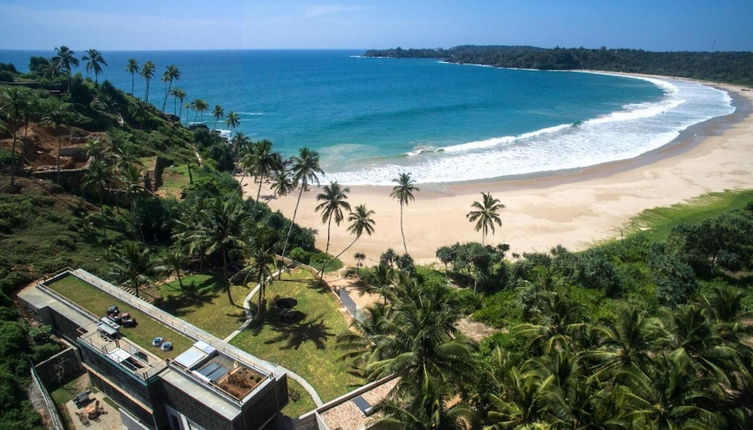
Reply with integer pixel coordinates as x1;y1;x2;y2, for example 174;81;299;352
237;111;265;116
326;76;735;185
216;129;231;138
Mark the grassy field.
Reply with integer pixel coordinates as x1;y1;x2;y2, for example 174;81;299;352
282;378;318;418
623;189;753;242
158;164;191;197
46;275;193;359
156;274;250;338
230;269;363;402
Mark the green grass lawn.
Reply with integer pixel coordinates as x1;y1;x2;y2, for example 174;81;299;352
230;269;363;402
46;275;193;359
623;189;753;242
156;274;250;338
282;378;317;418
158;164;191;197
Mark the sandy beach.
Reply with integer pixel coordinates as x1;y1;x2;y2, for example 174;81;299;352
242;77;753;267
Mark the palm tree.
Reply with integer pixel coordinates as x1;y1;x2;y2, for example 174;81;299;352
52;46;79;87
390;172;419;254
164;247;188;290
329;205;376;271
82;159;110;210
466;192;504;245
169;87;186;117
515;290;586;354
183;198;248;306
279;147;324;277
110;241;159;298
270;168;294;197
212;105;224;129
41;57;62;80
125;58;139;96
192;98;208;124
81;49;107;84
354;252;366;269
233;244;276;319
617;350;722;429
225;111;240;134
315;181;351;258
251;140;279;202
0;87;28;188
42;97;71;183
140;60;156;102
160;65;180;112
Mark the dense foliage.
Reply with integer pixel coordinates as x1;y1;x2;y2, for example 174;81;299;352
365;45;753;86
344;199;753;429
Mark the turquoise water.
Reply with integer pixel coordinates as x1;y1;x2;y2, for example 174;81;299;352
0;50;734;184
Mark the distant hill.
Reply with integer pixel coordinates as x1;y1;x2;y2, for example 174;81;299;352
364;45;753;87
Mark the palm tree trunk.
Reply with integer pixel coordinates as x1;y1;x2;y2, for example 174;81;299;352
332;235;360;263
256;277;265;321
131;73;135;96
279;184;304;279
176;270;183;289
56;124;62;183
10;131;17;188
400;203;408;254
256;176;264;202
145;80;150;102
162;81;171;112
223;248;237;307
317;216;334;279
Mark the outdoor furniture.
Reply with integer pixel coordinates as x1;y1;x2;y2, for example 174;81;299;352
73;390;91;408
152;337;163;347
161;341;173;351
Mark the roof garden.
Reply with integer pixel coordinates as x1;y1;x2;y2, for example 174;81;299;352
44;273;193;360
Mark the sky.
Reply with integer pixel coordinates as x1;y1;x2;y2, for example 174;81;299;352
0;0;752;52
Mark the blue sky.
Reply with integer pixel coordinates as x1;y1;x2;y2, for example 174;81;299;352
1;0;751;51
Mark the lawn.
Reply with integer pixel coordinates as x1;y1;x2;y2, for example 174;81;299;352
623;189;753;242
282;378;317;418
158;164;191;197
230;269;363;402
46;274;194;359
155;274;250;338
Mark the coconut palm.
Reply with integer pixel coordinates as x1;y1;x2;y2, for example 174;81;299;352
329;205;376;272
191;98;208;124
212;105;224;130
248;141;277;201
163;247;188;290
82;158;110;210
225;111;240;134
40;57;62;80
140;60;156;102
270;167;295;198
81;49;107;84
390;172;419;254
315;182;351;257
125;58;139;96
354;252;366;269
515;290;586;354
42;97;71;182
466;192;504;245
617;350;722;429
52;46;79;86
161;65;180;111
0;87;28;188
232;243;276;319
184;198;248;307
110;241;160;298
169;87;186;117
279;147;324;277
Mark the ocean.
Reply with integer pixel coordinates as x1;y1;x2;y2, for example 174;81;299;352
0;49;735;184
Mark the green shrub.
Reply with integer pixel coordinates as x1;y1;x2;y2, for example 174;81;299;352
473;290;523;328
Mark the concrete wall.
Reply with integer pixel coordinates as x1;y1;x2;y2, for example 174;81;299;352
157;377;234;430
34;345;82;390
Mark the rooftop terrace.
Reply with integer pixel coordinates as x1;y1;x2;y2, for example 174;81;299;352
30;269;284;407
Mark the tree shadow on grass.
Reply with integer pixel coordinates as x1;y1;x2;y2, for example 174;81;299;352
264;312;334;350
153;278;219;317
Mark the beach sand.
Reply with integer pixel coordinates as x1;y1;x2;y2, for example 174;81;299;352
241;78;753;267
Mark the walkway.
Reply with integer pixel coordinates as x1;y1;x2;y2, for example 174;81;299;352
71;269;324;407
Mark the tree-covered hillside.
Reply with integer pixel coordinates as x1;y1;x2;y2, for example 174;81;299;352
365;45;753;86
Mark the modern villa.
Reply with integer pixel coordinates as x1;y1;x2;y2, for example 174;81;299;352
19;268;289;430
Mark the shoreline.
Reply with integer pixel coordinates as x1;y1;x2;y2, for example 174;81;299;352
243;76;753;266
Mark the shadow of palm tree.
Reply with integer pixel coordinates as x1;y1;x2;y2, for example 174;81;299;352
264;312;334;350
